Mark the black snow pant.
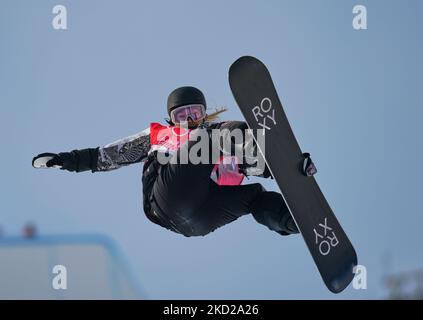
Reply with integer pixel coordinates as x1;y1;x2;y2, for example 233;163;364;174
149;132;299;237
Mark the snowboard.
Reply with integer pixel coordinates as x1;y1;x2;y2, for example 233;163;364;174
229;56;357;293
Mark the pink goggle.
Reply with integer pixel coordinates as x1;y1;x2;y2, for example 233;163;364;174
170;104;206;124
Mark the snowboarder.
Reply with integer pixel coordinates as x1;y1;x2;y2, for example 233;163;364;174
32;86;299;237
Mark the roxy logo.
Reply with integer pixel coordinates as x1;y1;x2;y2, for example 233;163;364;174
313;218;339;256
252;98;276;133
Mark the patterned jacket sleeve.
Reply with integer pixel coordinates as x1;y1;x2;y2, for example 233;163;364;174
96;128;151;171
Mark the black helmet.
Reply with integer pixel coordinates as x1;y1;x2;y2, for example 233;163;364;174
167;86;207;116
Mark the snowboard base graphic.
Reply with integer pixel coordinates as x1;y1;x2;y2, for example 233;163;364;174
229;56;357;293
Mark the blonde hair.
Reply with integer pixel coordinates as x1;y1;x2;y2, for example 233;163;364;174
204;107;228;123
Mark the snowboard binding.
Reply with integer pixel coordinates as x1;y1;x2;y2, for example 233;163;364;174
301;153;317;177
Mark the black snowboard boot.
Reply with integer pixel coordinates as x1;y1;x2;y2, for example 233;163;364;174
276;212;299;236
250;190;299;236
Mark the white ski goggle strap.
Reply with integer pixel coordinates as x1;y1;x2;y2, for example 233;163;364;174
170;104;206;124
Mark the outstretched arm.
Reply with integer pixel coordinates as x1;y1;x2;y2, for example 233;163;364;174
32;128;151;172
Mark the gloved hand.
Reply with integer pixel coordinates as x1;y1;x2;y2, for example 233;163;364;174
32;151;80;172
301;152;317;177
32;153;63;169
32;149;98;172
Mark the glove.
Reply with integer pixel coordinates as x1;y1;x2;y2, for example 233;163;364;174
32;152;78;171
32;153;63;169
301;152;317;177
33;148;98;172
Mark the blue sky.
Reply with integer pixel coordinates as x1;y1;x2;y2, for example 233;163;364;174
1;0;422;299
